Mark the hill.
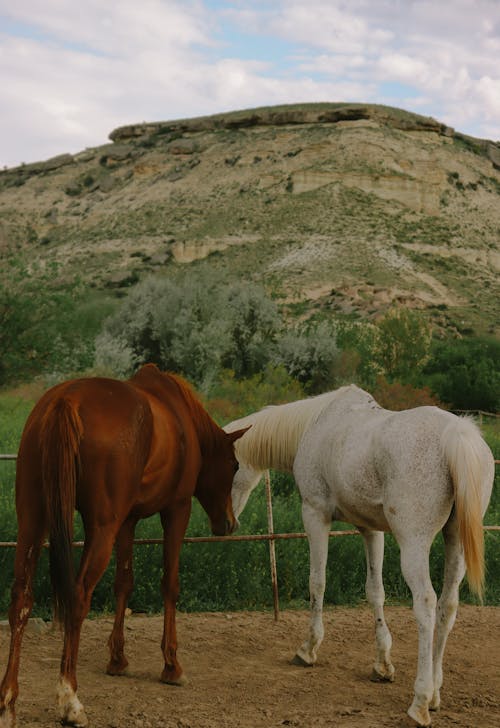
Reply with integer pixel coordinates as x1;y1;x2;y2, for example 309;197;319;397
1;103;499;337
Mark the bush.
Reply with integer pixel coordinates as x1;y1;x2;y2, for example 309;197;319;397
95;272;282;391
421;336;500;411
372;376;444;410
205;366;304;424
0;259;110;386
274;320;340;393
373;307;432;383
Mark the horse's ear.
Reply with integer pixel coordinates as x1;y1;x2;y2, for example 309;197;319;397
227;425;251;443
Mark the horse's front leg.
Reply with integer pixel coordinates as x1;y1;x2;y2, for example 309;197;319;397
293;501;330;667
231;464;263;520
360;528;395;682
107;518;136;675
159;501;191;686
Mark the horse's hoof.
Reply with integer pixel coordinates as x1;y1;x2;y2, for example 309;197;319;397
61;708;89;727
370;666;395;683
429;692;440;712
160;670;188;686
407;704;431;727
106;659;129;676
0;707;16;728
57;680;88;727
291;653;313;667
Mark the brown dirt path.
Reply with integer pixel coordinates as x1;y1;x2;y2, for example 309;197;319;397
1;606;499;728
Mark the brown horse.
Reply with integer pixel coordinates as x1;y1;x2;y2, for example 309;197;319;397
0;364;248;728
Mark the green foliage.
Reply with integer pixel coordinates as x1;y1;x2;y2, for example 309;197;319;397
0;259;112;386
96;272;282;391
335;321;380;388
205;366;304;424
275;320;340;393
421;336;500;411
0;395;498;615
223;286;281;378
372;307;432;383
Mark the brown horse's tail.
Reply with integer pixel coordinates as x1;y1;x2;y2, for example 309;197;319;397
41;396;83;628
441;416;493;601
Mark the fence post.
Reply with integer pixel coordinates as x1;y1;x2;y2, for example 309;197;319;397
264;470;280;621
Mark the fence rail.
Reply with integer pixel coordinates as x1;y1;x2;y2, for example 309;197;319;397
1;454;499;619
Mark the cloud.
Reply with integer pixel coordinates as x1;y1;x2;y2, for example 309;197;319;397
0;0;499;167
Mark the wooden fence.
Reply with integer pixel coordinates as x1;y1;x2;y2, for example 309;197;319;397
1;454;499;620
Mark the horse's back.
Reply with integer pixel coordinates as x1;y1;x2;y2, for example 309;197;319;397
295;400;473;533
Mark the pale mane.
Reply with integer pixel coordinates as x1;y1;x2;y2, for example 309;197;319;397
224;389;347;472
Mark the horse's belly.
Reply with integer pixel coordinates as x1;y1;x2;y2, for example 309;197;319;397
329;460;389;531
333;500;390;532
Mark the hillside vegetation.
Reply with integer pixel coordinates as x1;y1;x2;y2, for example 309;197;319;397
1;103;499;337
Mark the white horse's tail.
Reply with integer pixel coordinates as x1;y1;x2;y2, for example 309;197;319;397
441;417;493;600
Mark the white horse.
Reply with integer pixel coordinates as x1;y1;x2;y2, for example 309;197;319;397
225;385;494;727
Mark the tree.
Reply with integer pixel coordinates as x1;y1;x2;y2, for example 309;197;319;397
275;320;340;393
373;307;432;383
95;272;282;390
0;261;93;385
222;285;282;378
421;337;500;411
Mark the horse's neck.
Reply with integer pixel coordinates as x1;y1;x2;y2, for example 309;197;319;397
175;385;222;456
234;393;336;471
133;366;222;455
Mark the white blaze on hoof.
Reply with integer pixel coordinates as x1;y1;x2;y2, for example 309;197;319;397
370;664;395;682
292;642;316;667
407;701;432;727
292;650;314;667
57;679;88;727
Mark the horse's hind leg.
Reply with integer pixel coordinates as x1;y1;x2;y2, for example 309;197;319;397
430;516;465;712
57;529;116;727
360;529;395;682
399;537;436;728
0;495;45;728
293;501;330;667
107;518;136;676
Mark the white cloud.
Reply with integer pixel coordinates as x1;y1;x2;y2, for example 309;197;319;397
0;0;499;167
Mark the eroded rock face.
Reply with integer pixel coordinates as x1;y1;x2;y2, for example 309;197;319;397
108;103;452;143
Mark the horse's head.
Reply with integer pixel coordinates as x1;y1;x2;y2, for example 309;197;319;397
195;426;250;536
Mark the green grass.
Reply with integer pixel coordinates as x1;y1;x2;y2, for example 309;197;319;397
0;397;498;617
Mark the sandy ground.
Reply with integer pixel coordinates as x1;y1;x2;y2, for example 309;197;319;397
1;606;499;728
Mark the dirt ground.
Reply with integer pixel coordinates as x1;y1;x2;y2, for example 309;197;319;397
1;605;499;728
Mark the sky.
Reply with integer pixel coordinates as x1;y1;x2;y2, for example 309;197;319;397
1;0;499;168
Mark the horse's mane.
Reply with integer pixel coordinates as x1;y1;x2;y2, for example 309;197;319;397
165;372;223;454
224;388;352;471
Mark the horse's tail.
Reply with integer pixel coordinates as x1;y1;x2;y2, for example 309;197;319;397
40;396;83;628
441;416;492;600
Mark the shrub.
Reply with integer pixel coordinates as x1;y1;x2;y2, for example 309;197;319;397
373;307;432;383
274;320;340;393
421;336;500;411
96;272;282;390
372;376;444;410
